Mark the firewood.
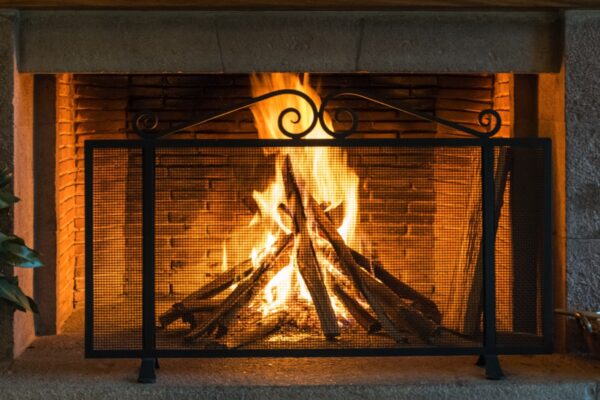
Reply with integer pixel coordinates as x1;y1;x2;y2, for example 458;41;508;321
350;249;442;324
321;206;442;324
307;194;406;342
357;262;440;342
184;233;292;343
159;299;222;329
218;249;293;337
391;301;441;342
224;311;288;349
333;284;381;333
157;260;253;329
321;207;442;324
182;311;210;330
296;234;341;339
308;194;440;342
241;195;260;215
283;156;341;340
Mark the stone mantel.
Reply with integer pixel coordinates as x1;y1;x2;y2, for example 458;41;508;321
15;10;562;74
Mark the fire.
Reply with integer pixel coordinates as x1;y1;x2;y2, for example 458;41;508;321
220;73;360;328
221;242;228;272
250;73;360;248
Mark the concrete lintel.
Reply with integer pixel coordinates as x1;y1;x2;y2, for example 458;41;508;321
17;10;562;74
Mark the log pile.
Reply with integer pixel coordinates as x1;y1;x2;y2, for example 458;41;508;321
158;155;443;349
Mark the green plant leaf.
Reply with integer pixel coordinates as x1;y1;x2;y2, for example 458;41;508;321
0;167;42;314
13;259;44;268
0;240;44;268
7;235;25;245
0;191;19;209
0;232;10;245
26;296;39;313
1;252;44;268
0;277;32;312
3;242;42;261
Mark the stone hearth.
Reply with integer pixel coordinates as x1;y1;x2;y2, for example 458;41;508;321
1;310;600;400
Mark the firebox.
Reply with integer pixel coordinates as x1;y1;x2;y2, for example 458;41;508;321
84;74;552;383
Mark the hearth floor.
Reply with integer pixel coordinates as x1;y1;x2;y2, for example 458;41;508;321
1;309;600;400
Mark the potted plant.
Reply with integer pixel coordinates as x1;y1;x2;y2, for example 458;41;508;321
0;167;42;313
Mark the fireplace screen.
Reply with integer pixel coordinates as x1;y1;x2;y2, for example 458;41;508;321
85;84;552;382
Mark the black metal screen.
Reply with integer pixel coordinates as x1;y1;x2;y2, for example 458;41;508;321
86;139;552;365
87;147;143;353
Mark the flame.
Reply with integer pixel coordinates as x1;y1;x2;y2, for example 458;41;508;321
251;232;278;269
244;73;361;327
221;242;228;272
250;73;360;247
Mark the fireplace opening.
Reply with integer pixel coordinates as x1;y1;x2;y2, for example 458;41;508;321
37;71;557;380
55;72;513;317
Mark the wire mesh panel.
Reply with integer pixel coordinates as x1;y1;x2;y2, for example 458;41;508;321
153;144;487;351
494;145;549;348
86;139;551;358
89;147;143;352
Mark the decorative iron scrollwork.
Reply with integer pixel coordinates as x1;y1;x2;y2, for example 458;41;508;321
134;112;159;136
132;88;502;140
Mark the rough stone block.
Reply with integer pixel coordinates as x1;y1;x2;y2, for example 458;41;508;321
565;11;600;240
18;11;562;74
19;11;223;73
203;13;361;72
359;12;561;73
566;239;600;310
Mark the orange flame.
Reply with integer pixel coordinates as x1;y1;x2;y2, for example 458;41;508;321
251;73;360;247
225;73;362;325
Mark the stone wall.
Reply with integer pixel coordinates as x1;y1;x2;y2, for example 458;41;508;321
55;74;80;328
564;11;600;349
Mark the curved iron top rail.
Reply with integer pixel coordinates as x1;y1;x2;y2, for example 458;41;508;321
133;89;502;140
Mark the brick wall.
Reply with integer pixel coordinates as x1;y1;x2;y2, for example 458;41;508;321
58;73;510;313
55;74;78;325
56;74;131;311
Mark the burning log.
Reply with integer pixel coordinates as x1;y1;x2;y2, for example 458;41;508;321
182;311;212;330
158;260;253;328
333;284;381;334
224;311;288;349
283;157;341;340
184;233;292;343
241;195;261;215
350;250;442;324
392;301;441;342
308;194;440;342
296;235;341;339
322;206;442;324
306;195;406;342
159;299;221;329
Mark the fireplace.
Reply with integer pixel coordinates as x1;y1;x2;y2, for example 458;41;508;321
81;73;552;382
8;6;600;397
